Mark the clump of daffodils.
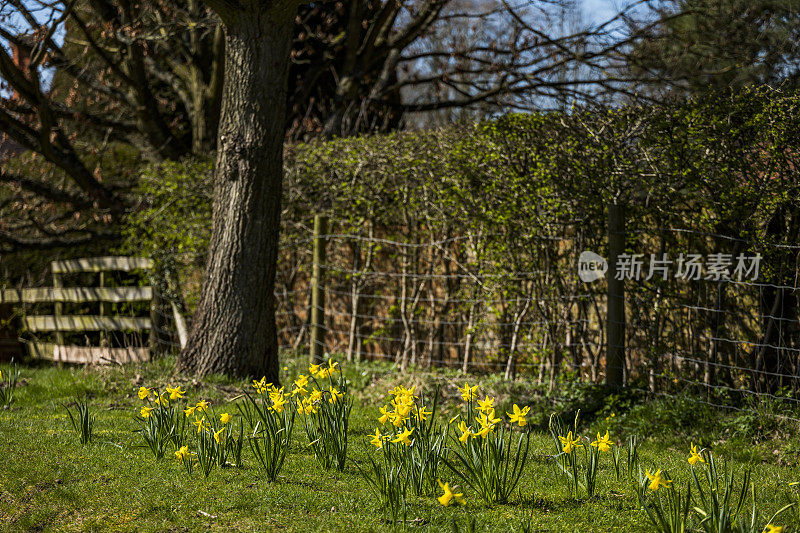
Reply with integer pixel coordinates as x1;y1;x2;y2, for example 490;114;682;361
444;383;531;505
188;399;243;476
240;377;296;482
134;384;189;459
450;384;529;443
135;384;242;474
293;359;351;471
360;382;447;522
548;412;611;498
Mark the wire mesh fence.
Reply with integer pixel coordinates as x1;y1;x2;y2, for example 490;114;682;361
271;220;800;419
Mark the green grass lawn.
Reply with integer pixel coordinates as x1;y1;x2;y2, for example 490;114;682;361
2;355;799;532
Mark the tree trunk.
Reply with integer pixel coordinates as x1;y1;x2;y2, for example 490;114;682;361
178;11;294;383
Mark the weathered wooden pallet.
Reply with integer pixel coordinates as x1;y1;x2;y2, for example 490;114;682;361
6;256;161;365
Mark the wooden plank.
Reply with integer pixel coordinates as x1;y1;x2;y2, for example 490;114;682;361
51;256;153;274
23;315;152;332
25;342;149;364
25;341;55;360
0;287;153;304
55;345;150;364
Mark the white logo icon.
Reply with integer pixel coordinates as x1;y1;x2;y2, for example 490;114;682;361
578;251;608;282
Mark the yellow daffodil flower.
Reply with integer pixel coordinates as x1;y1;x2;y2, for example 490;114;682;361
475;424;492;438
137;386;150;400
645;469;671;491
327;360;339;374
271;395;288;413
195;400;210;413
220;412;231;425
294;374;309;388
457;382;478;402
309;363;321;375
329;386;343;404
175;445;190;460
165;385;185;400
140;406;153;418
437;479;465;506
558;431;583;454
479;409;501;427
591;430;612;452
688;442;705;466
291;385;308;397
507;404;530;427
299;397;312;415
370;428;386;449
184;405;196;417
476;396;495;413
267;386;285;401
391;414;407;428
391;427;414;446
765;525;785;533
154;393;169;406
214;428;225;444
192;416;209;433
378;405;391;425
303;400;318;415
457;421;472;443
475;412;498;438
252;377;267;395
417;405;432;421
395;402;412;418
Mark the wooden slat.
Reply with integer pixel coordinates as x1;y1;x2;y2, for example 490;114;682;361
25;341;55;360
55;345;150;364
0;286;153;304
51;256;153;274
25;342;149;364
23;315;151;332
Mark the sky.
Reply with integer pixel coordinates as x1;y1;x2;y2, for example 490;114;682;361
581;0;627;23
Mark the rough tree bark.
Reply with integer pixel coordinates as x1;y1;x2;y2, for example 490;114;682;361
178;3;296;383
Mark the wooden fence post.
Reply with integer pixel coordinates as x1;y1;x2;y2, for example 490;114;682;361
606;202;626;389
310;214;328;363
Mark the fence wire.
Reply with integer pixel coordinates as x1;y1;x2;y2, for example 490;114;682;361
271;226;800;418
